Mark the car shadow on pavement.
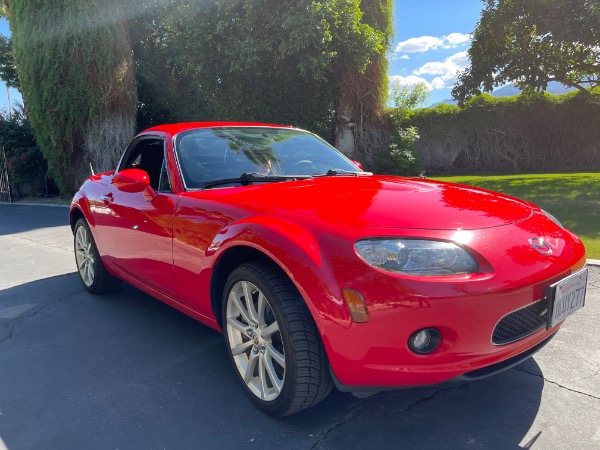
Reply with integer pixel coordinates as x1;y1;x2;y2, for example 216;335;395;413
0;274;544;450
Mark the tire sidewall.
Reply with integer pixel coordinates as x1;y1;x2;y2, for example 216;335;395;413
74;218;101;293
222;264;300;416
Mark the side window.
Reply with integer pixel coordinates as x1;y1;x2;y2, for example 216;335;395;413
158;158;172;192
120;138;166;191
127;153;142;169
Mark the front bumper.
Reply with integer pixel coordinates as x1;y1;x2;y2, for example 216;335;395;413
331;330;557;392
315;212;586;388
323;286;567;388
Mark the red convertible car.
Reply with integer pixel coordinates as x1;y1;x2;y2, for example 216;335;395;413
70;122;588;416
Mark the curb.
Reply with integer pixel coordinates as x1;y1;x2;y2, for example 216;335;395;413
587;259;600;267
1;201;70;208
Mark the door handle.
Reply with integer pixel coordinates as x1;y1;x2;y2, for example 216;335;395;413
100;194;114;205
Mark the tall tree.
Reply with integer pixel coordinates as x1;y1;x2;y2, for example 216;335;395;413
127;0;216;130
453;0;600;104
335;0;393;157
3;0;138;194
0;35;18;89
155;0;388;140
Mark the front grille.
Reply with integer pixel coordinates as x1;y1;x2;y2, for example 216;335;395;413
492;299;549;345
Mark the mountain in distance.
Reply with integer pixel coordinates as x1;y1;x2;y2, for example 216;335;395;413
429;98;458;107
429;81;576;107
492;81;575;97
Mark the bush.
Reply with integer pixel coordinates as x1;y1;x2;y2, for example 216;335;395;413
0;109;53;197
373;82;427;175
374;126;421;175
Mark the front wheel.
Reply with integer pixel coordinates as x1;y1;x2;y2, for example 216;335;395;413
74;218;121;294
222;262;332;416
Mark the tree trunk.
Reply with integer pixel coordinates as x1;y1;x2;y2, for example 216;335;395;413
335;107;355;157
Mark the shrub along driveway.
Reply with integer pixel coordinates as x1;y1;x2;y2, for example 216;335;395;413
1;204;599;449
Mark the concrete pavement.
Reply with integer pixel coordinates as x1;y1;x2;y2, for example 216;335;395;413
1;204;599;449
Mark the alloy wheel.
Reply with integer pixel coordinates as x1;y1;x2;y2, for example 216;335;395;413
225;280;285;401
75;225;95;287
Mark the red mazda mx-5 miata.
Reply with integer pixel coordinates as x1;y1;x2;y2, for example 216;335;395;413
70;122;588;416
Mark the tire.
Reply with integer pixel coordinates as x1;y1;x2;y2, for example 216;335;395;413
222;262;333;416
74;218;121;294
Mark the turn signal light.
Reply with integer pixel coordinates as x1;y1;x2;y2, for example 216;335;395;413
343;289;369;323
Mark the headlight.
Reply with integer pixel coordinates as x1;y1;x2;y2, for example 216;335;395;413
354;239;478;276
542;209;564;229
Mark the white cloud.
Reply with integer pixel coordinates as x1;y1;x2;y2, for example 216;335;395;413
395;33;472;54
413;62;450;76
431;72;460;90
411;51;470;89
444;32;472;45
413;51;469;76
399;54;410;60
447;51;470;67
395;36;444;53
389;75;432;90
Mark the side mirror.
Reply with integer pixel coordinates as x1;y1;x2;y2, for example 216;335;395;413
112;168;157;201
351;160;363;171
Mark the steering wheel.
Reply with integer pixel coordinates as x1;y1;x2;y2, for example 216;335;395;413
293;160;317;173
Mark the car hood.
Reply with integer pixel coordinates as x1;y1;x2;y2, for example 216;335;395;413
202;175;533;230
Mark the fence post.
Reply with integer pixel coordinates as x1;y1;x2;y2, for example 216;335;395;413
0;146;12;203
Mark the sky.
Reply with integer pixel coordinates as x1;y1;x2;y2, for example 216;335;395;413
390;0;483;106
0;18;20;117
0;1;484;113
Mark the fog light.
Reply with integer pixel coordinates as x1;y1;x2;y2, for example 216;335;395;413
409;328;441;354
413;330;431;349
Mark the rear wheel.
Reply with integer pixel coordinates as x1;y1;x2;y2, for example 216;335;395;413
74;218;121;294
222;262;332;416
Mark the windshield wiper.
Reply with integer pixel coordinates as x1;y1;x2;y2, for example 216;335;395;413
203;172;311;189
315;169;373;177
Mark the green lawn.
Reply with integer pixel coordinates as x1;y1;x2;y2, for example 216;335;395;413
432;173;600;259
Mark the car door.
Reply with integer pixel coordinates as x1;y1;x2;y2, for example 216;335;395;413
93;136;179;297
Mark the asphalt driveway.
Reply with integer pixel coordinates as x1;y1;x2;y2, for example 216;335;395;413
1;204;599;450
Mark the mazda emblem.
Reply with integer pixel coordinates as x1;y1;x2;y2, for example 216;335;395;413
528;238;552;256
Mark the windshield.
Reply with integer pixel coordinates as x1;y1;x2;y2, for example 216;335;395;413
175;127;361;189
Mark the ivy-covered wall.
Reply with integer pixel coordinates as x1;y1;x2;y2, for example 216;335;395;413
408;91;600;174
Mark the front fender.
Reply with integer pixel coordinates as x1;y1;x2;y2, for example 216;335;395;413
209;216;352;331
70;193;95;229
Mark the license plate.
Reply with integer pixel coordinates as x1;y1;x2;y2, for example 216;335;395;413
547;268;588;328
